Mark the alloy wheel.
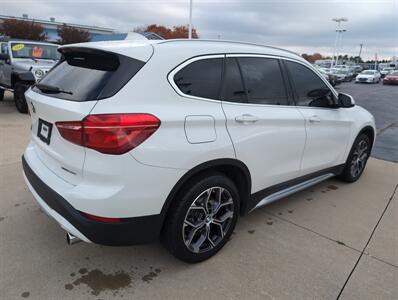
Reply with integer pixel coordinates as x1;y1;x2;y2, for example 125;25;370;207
350;139;368;178
183;187;234;253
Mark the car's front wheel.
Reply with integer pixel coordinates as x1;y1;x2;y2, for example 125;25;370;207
14;82;29;113
338;133;371;182
163;173;240;263
0;88;4;101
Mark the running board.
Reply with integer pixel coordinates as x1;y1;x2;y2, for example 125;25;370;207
251;173;334;212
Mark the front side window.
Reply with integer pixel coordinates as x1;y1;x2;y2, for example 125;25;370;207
285;60;335;108
174;58;223;100
238;57;288;105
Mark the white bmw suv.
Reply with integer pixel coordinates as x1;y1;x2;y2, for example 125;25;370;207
23;39;375;262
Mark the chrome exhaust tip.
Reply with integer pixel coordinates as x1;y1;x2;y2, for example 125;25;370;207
66;232;81;245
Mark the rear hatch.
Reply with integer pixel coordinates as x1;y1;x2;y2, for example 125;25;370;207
26;45;152;185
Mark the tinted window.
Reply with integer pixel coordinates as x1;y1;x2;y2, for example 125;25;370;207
174;58;222;100
239;57;288;105
33;48;145;101
286;61;334;107
223;58;247;103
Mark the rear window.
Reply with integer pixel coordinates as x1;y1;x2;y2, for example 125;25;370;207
33;48;145;101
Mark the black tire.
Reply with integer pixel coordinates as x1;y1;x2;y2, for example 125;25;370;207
14;82;29;113
0;88;4;101
338;134;371;183
162;172;240;263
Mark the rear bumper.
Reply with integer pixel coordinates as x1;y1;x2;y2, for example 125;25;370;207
22;155;163;246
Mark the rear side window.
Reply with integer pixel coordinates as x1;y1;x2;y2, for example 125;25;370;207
174;58;223;100
224;58;247;103
285;60;333;107
239;57;288;105
33;48;145;101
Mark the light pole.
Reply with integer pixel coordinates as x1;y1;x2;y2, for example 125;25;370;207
357;43;363;64
332;17;348;67
335;29;346;65
188;0;193;39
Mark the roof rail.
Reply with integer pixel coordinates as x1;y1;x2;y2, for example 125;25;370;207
157;39;301;57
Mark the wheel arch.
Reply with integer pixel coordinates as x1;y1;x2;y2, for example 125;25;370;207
160;158;252;227
358;125;375;151
11;71;35;88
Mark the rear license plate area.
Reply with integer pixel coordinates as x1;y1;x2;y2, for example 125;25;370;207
37;119;53;145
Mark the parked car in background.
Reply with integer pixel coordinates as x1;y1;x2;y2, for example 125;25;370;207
318;68;341;86
380;67;395;78
22;39;376;263
0;38;60;113
316;67;340;86
383;70;398;85
355;70;381;84
332;65;347;70
351;65;363;75
331;68;354;82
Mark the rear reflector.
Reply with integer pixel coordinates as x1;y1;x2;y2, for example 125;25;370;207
82;212;121;223
56;114;160;155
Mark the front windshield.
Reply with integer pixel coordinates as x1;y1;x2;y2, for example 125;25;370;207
11;43;60;60
362;70;375;75
336;70;347;74
389;71;398;76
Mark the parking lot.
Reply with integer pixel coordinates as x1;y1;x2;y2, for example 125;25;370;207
335;81;398;162
0;83;397;299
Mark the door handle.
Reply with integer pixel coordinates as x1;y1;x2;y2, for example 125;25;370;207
235;114;259;124
308;115;321;123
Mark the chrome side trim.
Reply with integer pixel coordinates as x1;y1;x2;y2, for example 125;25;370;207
252;173;334;212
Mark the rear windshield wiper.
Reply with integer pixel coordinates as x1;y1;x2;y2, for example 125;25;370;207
35;83;73;95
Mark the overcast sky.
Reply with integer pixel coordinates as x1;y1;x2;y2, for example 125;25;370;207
2;0;397;60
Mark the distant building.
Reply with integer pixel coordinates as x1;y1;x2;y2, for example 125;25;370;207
0;14;163;42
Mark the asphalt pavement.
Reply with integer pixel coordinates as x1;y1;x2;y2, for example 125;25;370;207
335;81;398;162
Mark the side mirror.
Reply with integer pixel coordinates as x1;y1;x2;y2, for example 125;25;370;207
0;53;10;63
338;93;355;108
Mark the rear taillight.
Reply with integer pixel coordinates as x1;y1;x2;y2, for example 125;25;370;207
56;114;160;155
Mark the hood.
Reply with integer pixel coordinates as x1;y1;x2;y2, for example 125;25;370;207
12;58;58;71
357;74;375;78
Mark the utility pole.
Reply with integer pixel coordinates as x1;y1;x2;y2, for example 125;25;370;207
188;0;193;39
332;18;348;67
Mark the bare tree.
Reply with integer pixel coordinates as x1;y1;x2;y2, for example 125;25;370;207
57;24;90;45
0;19;47;41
